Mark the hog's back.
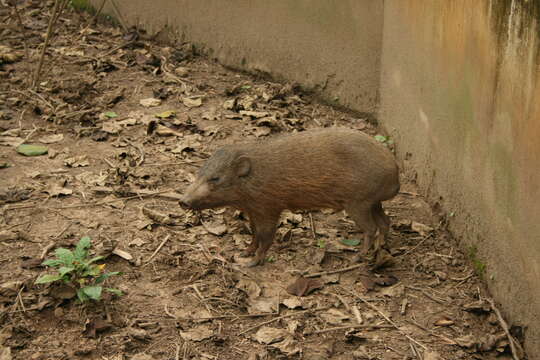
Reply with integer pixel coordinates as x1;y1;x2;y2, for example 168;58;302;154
242;128;399;211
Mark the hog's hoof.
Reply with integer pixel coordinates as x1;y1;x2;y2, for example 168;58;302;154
242;258;261;268
240;249;256;258
351;251;374;264
369;249;394;270
234;254;261;267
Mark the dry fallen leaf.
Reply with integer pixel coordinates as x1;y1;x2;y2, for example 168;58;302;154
64;155;90;167
434;316;455;327
423;350;443;360
320;308;350;325
45;183;73;197
142;207;175;225
454;334;477;348
281;297;303;309
0;346;11;360
139;97;162;107
179;325;214;341
272;336;302;356
239;110;270;119
411;221;433;236
286;277;323;297
182;97;203;108
39;134;64;144
201;218;227;236
112;248;133;261
0;136;23;147
235;279;261;299
0;231;19;242
248;297;277;314
252;327;287;344
101;121;122;134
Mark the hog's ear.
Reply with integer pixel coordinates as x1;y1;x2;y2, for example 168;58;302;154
234;156;251;177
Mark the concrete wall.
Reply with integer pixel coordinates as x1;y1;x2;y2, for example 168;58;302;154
92;0;540;355
380;0;540;355
92;0;383;115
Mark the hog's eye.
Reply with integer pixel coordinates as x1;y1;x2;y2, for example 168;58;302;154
209;176;220;183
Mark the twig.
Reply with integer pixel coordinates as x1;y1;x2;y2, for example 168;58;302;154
409;342;421;360
6;189;175;211
307;324;393;335
109;0;128;32
17;287;26;313
103;157;116;168
305;264;364;278
164;306;277;321
487;298;522;360
55;221;73;238
143;234;171;265
52;0;69;26
308;212;316;240
342;286;427;350
175;343;180;360
238;306;330;336
9;1;30;61
17;127;38;147
140;159;206;167
407;318;456;345
406;286;447;305
32;0;62;89
100;40;134;57
399;235;430;257
90;0;108;24
40;241;56;260
12;89;55;111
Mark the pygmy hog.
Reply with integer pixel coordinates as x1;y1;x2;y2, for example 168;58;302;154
180;128;400;267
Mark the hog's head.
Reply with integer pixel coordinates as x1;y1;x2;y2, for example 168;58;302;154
180;147;251;210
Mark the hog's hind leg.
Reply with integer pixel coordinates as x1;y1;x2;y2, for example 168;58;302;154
345;202;378;255
371;202;390;249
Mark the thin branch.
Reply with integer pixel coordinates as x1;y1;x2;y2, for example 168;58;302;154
143;234;171;265
305;264;365;278
487;298;523;360
306;324;393;335
9;1;30;61
341;286;427;350
238;306;330;336
32;0;62;89
90;0;108;24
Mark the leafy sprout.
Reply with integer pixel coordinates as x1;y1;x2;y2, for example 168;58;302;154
36;236;122;302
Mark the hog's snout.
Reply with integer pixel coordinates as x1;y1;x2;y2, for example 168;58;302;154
179;180;211;210
179;196;191;209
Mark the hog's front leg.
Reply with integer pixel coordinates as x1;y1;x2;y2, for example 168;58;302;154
242;211;279;267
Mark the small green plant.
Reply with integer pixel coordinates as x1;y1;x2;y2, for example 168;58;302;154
35;236;122;302
266;255;275;263
317;238;326;249
468;245;486;278
374;134;394;146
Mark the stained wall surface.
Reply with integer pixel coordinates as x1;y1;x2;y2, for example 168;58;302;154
90;0;383;115
379;1;540;355
91;0;540;355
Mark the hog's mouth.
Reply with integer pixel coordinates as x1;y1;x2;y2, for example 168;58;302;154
180;198;229;211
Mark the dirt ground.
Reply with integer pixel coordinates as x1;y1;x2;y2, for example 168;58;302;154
0;1;527;360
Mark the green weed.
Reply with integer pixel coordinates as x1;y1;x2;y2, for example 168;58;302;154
35;236;122;302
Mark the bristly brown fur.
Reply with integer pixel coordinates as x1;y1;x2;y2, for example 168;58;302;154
181;128;400;266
